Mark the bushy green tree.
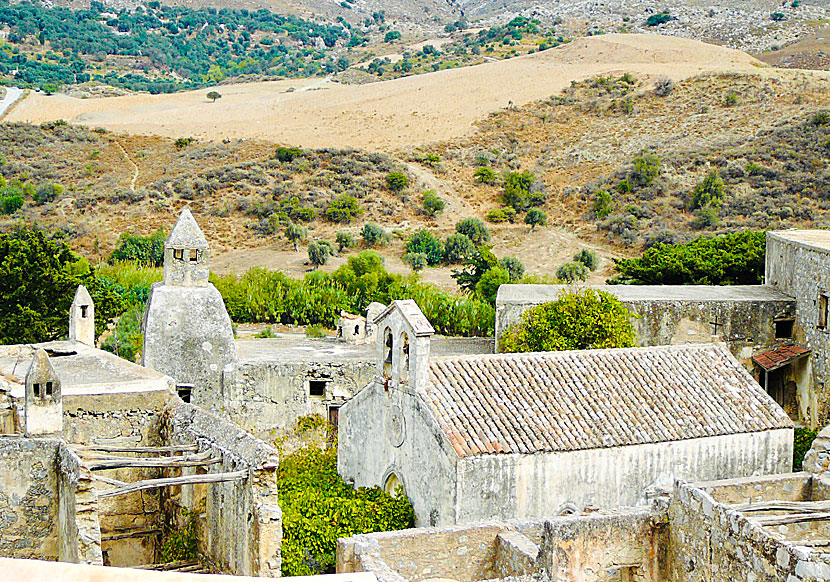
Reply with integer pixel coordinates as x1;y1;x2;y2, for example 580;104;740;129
452;244;499;293
361;222;387;246
499;256;525;281
335;230;355;252
276;146;304;162
455;217;490;246
524;208;547;229
0;227;121;344
476;266;509;305
108;230;166;266
612;230;765;285
443;233;475;264
574;249;599;271
690;169;726;209
501;289;635;353
33;182;64;204
556;261;590;283
403;252;428;272
207;90;221;102
502;170;542;211
405;229;443;265
285;220;308;251
474;167;496;184
308;241;332;268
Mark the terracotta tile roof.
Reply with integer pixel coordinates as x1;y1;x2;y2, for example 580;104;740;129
752;345;810;372
425;344;792;458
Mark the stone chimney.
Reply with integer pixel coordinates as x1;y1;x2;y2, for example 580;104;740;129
69;284;95;346
163;208;210;287
25;349;62;436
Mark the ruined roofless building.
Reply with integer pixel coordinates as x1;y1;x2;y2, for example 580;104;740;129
142;209;236;403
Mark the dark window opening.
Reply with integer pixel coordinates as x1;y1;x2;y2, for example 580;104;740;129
33;383;40;398
820;295;829;330
80;305;88;318
45;382;53;397
354;324;360;335
383;327;393;378
775;319;794;339
309;380;327;397
400;332;410;381
189;249;199;263
173;248;184;261
177;384;193;403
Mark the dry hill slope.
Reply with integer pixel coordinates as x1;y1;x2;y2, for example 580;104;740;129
8;34;765;151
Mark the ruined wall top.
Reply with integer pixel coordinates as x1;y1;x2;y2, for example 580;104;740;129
163;209;210;287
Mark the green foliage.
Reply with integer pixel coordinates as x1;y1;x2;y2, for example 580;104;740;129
592;190;614;218
0;194;23;214
501;289;636;353
296;413;327;433
384;30;402;42
793;427;818;470
405;229;443;265
160;508;199;563
443;233;476;264
690;170;726;209
421;190;446;217
206;91;222;102
556;261;590;283
498;256;525;281
809;111;830;127
305;324;327;338
502;170;544;211
174;137;194;150
455;217;490;246
771;11;786;21
475;266;509;306
285;221;308;251
361;222;388;246
452;244;499;293
692;205;720;229
524;208;547;229
485;206;516;223
108;230;166;267
403;252;428;272
474;167;496;184
0;227;121;344
308;241;332;268
325;195;363;223
276;147;305;162
385;172;409;192
279;445;415;576
99;304;143;362
574;249;599;271
646;11;671;26
613;231;766;285
725;92;739;107
255;325;277;338
630;154;661;188
335;230;355;252
33;182;64;204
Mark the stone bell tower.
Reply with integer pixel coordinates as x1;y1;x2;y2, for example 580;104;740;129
142;209;236;405
69;284;95;346
25;348;62;436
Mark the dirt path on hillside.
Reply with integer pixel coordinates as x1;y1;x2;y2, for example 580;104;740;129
7;34;779;151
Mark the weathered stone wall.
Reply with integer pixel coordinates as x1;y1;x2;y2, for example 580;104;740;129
219;359;374;440
163;400;282;577
0;437;61;560
767;232;830;426
337;380;459;527
495;285;795;366
57;443;102;565
455;429;793;522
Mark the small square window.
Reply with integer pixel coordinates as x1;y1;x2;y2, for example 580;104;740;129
775;319;794;339
80;305;88;318
189;249;199;263
309;380;327;397
173;248;184;261
177;384;193;403
45;382;53;397
33;383;40;398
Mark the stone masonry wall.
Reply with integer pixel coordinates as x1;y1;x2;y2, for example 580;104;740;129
57;443;102;565
0;437;61;560
163;400;282;577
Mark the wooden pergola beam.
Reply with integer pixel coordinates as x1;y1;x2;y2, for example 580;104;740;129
751;512;830;526
78;444;199;454
96;470;248;498
730;500;830;513
85;451;221;471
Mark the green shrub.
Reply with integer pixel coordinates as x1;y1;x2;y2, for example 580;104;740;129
33;182;64;204
100;304;143;362
616;179;631;194
771;11;786;20
475;266;509;306
421;190;446;217
279;445;415;576
725;92;739;107
276;146;304;162
108;230;166;267
308;241;333;268
690;169;726;209
335;230;355;252
524;208;547;229
501;289;635;352
486;207;516;223
456;217;491;246
325;195;363;223
405;229;444;265
403;252;428;272
305;324;327;338
646;11;671;26
285;221;308;251
174;137;194;150
692;206;720;229
474;167;496;184
630;154;661;188
556;261;590;283
444;233;476;264
499;256;525;281
592;190;614;218
793;427;819;470
361;222;387;246
502;170;543;211
0;195;24;214
384;30;402;42
613;230;765;285
809;111;830;126
385;172;409;192
574;249;599;271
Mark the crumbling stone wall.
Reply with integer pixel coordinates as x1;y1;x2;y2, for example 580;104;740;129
0;437;61;560
57;444;102;565
219;359;374;439
163;400;281;577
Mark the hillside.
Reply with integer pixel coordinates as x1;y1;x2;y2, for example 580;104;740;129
8;34;764;150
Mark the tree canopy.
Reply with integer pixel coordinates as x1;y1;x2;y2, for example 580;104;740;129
500;289;635;353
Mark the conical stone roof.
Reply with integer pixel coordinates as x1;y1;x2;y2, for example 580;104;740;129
166;208;208;248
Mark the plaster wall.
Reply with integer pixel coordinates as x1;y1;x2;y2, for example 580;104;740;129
767;232;830;426
163;400;282;577
455;429;793;522
0;437;61;560
337;381;458;527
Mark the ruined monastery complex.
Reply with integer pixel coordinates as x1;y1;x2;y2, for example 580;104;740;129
7;210;830;582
